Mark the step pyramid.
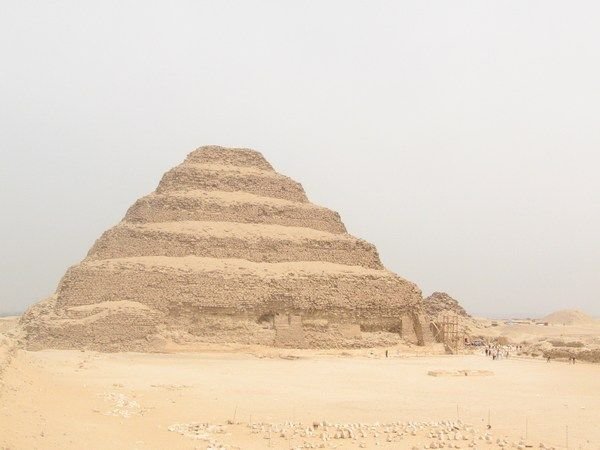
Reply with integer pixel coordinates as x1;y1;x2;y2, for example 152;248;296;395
22;146;431;351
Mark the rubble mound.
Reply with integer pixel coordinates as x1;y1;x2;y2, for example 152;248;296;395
22;146;432;351
541;309;596;326
423;292;470;319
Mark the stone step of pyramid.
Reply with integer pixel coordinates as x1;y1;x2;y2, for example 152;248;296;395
184;145;274;170
124;190;346;233
87;221;382;268
54;256;416;315
157;163;308;202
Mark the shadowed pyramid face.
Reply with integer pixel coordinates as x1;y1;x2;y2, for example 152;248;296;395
22;146;428;351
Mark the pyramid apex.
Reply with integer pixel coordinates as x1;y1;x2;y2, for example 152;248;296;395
185;145;274;171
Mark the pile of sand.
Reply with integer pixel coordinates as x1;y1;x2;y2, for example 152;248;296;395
541;309;596;326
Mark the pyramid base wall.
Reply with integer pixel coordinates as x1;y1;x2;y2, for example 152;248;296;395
21;297;163;352
53;262;421;317
22;299;429;352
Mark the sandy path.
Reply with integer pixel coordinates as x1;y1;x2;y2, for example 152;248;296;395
0;349;598;449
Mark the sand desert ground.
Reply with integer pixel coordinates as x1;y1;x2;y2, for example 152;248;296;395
2;316;600;449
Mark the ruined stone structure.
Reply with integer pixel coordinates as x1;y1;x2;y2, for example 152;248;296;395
22;146;432;351
423;292;470;320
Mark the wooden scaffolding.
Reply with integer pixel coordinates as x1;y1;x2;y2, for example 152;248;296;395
430;314;463;353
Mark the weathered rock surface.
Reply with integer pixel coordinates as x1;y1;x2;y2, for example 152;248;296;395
125;191;346;233
423;292;470;319
22;146;431;351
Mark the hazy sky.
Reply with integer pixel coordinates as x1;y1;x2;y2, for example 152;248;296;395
1;1;599;317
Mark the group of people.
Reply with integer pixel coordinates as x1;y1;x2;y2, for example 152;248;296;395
484;345;511;360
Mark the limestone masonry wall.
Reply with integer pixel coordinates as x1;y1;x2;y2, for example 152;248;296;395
157;165;308;203
54;260;420;318
274;314;306;347
124;193;346;233
87;224;383;268
21;297;162;352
